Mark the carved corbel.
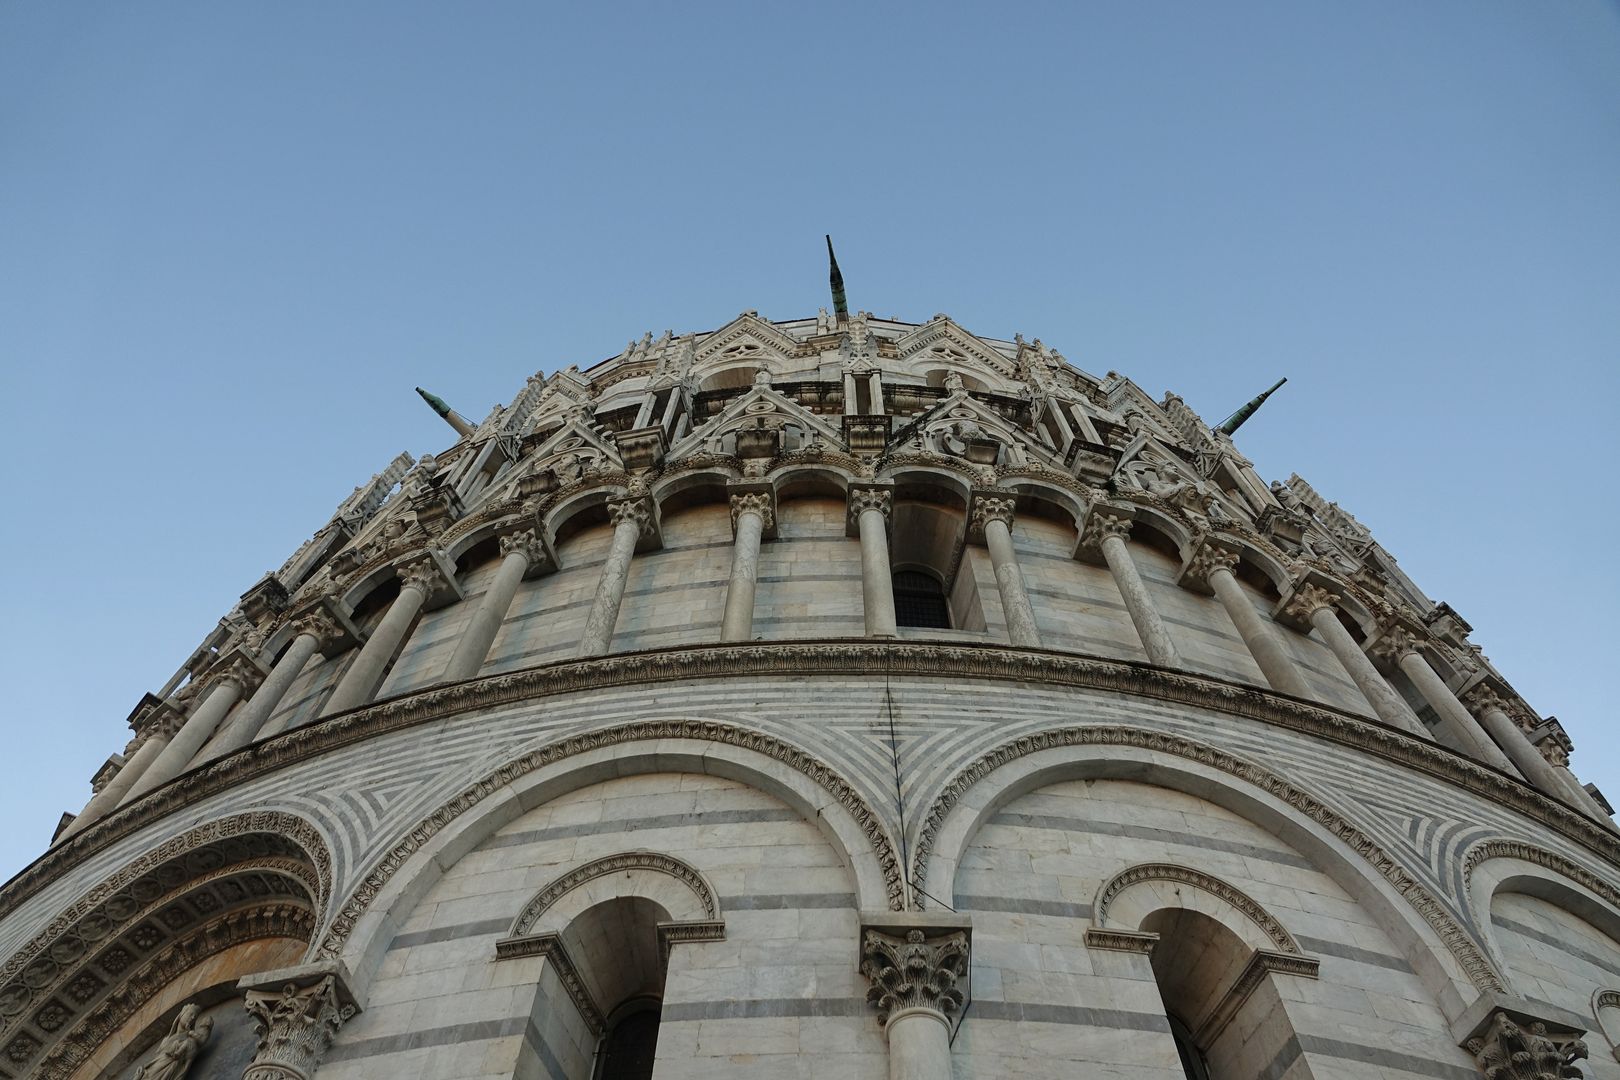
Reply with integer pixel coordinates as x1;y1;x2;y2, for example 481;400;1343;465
239;966;361;1080
1467;1010;1587;1079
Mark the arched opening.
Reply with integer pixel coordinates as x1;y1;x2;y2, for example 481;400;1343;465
1142;908;1279;1080
893;568;951;629
595;997;662;1080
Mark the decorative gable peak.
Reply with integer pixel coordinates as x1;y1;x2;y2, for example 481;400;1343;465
694;312;802;369
894;315;1014;380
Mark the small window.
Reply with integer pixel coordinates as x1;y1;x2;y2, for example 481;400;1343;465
893;570;951;629
596;999;661;1080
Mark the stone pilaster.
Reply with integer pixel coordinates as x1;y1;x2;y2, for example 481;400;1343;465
240;970;359;1080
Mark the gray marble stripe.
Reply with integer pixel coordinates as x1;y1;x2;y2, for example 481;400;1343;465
390;916;510;950
1297;1032;1477;1079
324;1015;527;1062
483;807;802;849
661;997;868;1021
1258;1035;1302;1080
1497;916;1620;979
956;895;1092;919
720;893;857;910
986;811;1313;869
1294;935;1413;973
524;1016;569;1080
967;1001;1170;1031
757;573;863;584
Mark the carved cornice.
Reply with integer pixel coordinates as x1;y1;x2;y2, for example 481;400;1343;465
492;931;604;1035
508;851;718;937
860;928;969;1027
21;642;1620;959
910;722;1508;994
1093;863;1302;953
1082;927;1158;953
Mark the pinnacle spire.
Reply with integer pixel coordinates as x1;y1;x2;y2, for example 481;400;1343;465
826;235;848;320
415;386;476;437
1216;377;1287;436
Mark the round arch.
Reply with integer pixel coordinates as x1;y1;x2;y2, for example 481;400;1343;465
912;724;1502;1014
1463;839;1620;981
510;851;721;939
318;720;906;989
1094;862;1304;955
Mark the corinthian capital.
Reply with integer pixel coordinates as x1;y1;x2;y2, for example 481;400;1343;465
607;497;655;534
242;974;357;1080
848;487;893;520
1181;540;1239;591
729;492;775;531
1076;505;1133;557
1465;1010;1586;1080
1282;582;1340;623
499;527;547;565
397;556;448;597
1369;626;1422;663
970;496;1016;534
860;927;969;1028
291;609;345;652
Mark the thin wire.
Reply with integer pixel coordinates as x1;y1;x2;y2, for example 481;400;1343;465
882;644;956;913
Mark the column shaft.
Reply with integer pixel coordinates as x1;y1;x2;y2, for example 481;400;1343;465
578;517;641;657
885;1010;952;1080
122;679;245;802
843;372;859;414
1208;568;1310;697
442;549;528;681
1100;534;1179;666
58;734;170;840
1308;609;1426;736
984;517;1040;647
721;508;766;641
1476;704;1609;822
323;583;428;715
859;507;898;638
869;370;886;414
213;633;320;751
1398;653;1516;772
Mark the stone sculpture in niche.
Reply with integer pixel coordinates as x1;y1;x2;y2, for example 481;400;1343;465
133;1003;213;1080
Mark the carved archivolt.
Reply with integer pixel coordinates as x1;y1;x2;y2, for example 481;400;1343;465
1093;862;1302;954
509;851;719;937
1462;838;1620;917
314;718;906;961
909;722;1506;994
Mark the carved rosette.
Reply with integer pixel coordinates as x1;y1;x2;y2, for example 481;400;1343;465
860;928;969;1028
242;975;356;1080
729;492;775;532
607;497;656;536
498;527;548;566
1282;582;1340;623
1466;1010;1586;1079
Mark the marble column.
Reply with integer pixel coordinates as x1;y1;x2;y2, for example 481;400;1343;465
1080;508;1178;667
1188;544;1311;697
1372;629;1515;770
972;496;1040;648
862;927;969;1080
1281;585;1427;738
57;712;181;841
323;557;446;715
869;370;886;414
843;371;860;415
722;493;772;642
443;529;548;682
851;487;897;638
1466;689;1611;823
215;609;347;750
578;498;653;658
121;658;263;802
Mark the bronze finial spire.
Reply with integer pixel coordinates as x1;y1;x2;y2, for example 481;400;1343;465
415;386;475;437
826;235;848;321
1217;377;1287;436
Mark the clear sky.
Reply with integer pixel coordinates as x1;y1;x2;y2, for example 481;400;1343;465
1;2;1617;884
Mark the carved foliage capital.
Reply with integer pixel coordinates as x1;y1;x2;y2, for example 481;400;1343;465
498;527;548;566
1370;626;1423;663
396;556;448;598
848;487;893;520
290;609;345;652
729;492;775;531
860;928;969;1027
1185;542;1239;586
607;497;655;535
970;496;1016;533
1466;1010;1586;1079
1077;508;1133;552
1282;582;1340;622
242;974;356;1080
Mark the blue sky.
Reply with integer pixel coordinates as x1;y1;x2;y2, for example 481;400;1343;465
1;2;1617;882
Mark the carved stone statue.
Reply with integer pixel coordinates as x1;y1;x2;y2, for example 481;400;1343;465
1270;479;1308;515
942;371;965;394
134;1003;213;1080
